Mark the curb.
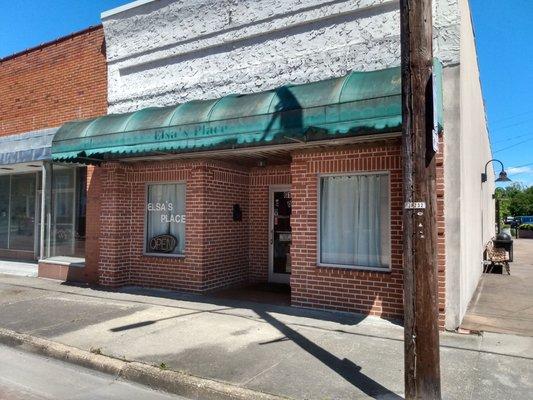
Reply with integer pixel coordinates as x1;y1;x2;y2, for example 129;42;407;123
0;328;289;400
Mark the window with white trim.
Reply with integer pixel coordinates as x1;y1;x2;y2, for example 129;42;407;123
319;173;390;269
145;183;186;256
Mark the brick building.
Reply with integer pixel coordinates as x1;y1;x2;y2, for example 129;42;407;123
0;26;106;282
2;0;494;330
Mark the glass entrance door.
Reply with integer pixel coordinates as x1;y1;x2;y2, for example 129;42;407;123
269;186;291;284
42;165;87;259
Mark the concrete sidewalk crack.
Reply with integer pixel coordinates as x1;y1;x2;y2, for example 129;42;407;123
240;360;284;387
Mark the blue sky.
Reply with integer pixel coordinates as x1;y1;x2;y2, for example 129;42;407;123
470;0;533;187
0;1;531;187
0;1;131;57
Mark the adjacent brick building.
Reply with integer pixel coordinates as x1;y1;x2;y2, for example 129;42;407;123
0;25;106;137
0;26;106;280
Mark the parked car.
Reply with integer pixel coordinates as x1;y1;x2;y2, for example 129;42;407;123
517;215;533;224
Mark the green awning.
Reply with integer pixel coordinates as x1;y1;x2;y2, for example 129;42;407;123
52;60;443;163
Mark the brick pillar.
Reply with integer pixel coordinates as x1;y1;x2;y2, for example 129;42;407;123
187;163;208;289
83;165;102;284
288;156;310;300
98;162;130;287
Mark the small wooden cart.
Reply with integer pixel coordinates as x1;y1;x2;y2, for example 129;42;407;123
484;240;510;274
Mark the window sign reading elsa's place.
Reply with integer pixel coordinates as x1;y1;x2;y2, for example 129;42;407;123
147;202;186;223
145;183;186;255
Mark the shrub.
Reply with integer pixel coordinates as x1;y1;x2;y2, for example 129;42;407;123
519;224;533;231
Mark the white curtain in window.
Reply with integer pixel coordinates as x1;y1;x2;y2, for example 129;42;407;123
146;183;186;254
320;174;389;268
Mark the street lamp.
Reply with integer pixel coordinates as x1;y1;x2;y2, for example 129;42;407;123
481;159;511;235
481;159;511;183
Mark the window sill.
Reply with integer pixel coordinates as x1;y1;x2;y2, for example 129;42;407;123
317;262;391;273
143;252;186;259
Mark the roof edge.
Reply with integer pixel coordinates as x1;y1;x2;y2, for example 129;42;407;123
101;0;158;19
0;25;102;63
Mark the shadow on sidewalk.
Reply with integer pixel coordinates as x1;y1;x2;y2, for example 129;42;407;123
256;309;402;399
59;281;402;330
59;281;402;398
109;306;233;332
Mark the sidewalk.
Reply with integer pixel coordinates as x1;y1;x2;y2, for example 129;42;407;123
0;274;531;400
461;238;533;336
0;260;37;277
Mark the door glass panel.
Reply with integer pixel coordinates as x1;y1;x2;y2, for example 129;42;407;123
273;191;292;275
9;174;36;251
45;165;86;258
0;176;10;248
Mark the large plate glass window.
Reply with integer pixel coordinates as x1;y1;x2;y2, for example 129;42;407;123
9;174;37;251
319;173;390;270
43;165;87;259
0;173;40;256
0;175;11;249
145;183;186;256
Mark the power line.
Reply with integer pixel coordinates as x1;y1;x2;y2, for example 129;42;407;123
490;110;532;125
494;137;533;153
508;161;533;170
492;131;533;144
491;119;533;132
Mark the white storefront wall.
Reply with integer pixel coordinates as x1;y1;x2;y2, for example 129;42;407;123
101;0;494;329
102;0;460;113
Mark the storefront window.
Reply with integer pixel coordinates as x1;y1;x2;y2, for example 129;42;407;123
0;173;39;254
9;174;37;251
0;176;10;249
319;173;390;270
145;183;186;256
44;165;86;259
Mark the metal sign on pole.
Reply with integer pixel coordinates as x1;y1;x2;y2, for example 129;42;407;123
400;0;442;399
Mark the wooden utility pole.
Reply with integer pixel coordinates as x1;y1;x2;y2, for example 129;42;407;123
400;0;442;399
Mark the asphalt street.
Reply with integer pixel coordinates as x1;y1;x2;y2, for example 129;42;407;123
0;345;187;400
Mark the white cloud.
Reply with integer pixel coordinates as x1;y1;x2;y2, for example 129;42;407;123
507;166;533;175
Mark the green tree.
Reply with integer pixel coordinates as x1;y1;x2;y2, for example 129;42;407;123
495;184;533;220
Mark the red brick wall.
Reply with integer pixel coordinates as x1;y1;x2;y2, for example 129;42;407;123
124;161;204;291
84;165;102;283
99;163;130;287
248;166;291;283
95;140;446;324
290;141;405;319
289;139;445;323
98;160;253;292
0;26;107;136
202;164;250;290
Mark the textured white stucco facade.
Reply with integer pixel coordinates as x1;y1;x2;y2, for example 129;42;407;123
102;0;460;114
101;0;493;330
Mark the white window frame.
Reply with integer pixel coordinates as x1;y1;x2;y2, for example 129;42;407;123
143;181;187;258
316;171;392;272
